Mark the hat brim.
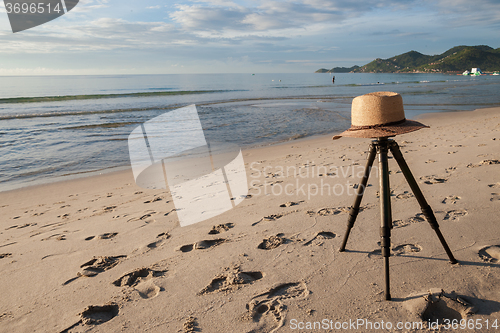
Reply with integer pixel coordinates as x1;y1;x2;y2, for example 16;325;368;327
332;119;428;140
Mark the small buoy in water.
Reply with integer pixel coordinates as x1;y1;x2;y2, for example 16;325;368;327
279;80;281;82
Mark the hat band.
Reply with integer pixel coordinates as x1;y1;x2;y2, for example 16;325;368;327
346;118;406;133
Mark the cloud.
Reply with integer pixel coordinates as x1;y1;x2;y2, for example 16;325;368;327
193;0;244;8
170;5;249;30
430;0;500;27
71;0;110;13
0;18;204;53
167;0;437;37
170;0;347;32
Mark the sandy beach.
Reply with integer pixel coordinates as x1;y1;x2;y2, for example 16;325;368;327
1;106;499;332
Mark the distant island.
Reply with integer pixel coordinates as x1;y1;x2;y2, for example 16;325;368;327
316;45;500;73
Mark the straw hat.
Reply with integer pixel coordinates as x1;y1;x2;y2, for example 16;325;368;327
333;91;428;139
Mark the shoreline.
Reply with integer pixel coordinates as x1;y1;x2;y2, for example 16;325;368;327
2;105;498;195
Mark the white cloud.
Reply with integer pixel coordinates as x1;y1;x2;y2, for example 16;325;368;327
0;18;206;53
71;0;110;13
430;0;500;26
193;0;244;8
170;5;249;30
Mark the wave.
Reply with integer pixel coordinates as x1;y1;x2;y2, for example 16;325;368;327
0;105;181;120
276;79;458;89
62;121;142;130
0;89;228;104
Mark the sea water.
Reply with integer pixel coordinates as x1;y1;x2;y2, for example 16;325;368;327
0;73;499;191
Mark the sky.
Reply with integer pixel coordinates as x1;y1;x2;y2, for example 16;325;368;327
0;0;499;75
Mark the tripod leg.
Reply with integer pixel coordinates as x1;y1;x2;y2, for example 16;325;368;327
389;141;457;264
339;144;377;252
377;138;392;301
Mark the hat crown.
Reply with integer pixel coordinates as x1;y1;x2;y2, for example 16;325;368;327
351;91;405;127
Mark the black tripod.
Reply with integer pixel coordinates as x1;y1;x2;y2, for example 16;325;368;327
338;137;457;300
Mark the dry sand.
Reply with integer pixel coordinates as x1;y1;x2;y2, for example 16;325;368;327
1;107;500;332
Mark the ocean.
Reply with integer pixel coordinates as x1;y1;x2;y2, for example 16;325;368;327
1;73;499;191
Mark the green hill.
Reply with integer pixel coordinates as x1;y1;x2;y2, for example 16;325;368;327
315;66;359;73
317;45;500;73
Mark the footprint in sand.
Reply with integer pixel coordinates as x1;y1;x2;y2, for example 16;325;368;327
442;195;461;204
60;303;120;332
445;166;457;173
113;267;166;287
0;253;12;259
490;193;500;202
63;255;127;283
488;183;500;188
5;223;36;230
208;223;234;235
368;243;422;258
392;244;422;255
144;196;164;203
198;268;264;295
404;289;473;329
478;245;500;263
99;232;118;239
279;201;303;208
243;282;309;333
467;159;500;168
41;234;66;241
146;232;171;249
182;316;199;333
442;209;468;221
392;213;426;228
306;206;349;217
257;234;288;250
408;290;472;328
113;267;166;299
80;303;119;325
84;233;118;241
144;196;165;203
395;191;414;200
303;231;336;246
178;239;226;253
103;206;117;213
420;175;448;184
252;214;284;226
135;281;162;299
127;211;157;223
244;299;284;333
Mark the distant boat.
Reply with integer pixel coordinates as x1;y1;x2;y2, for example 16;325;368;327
492;72;500;76
462;70;470;76
471;68;483;76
